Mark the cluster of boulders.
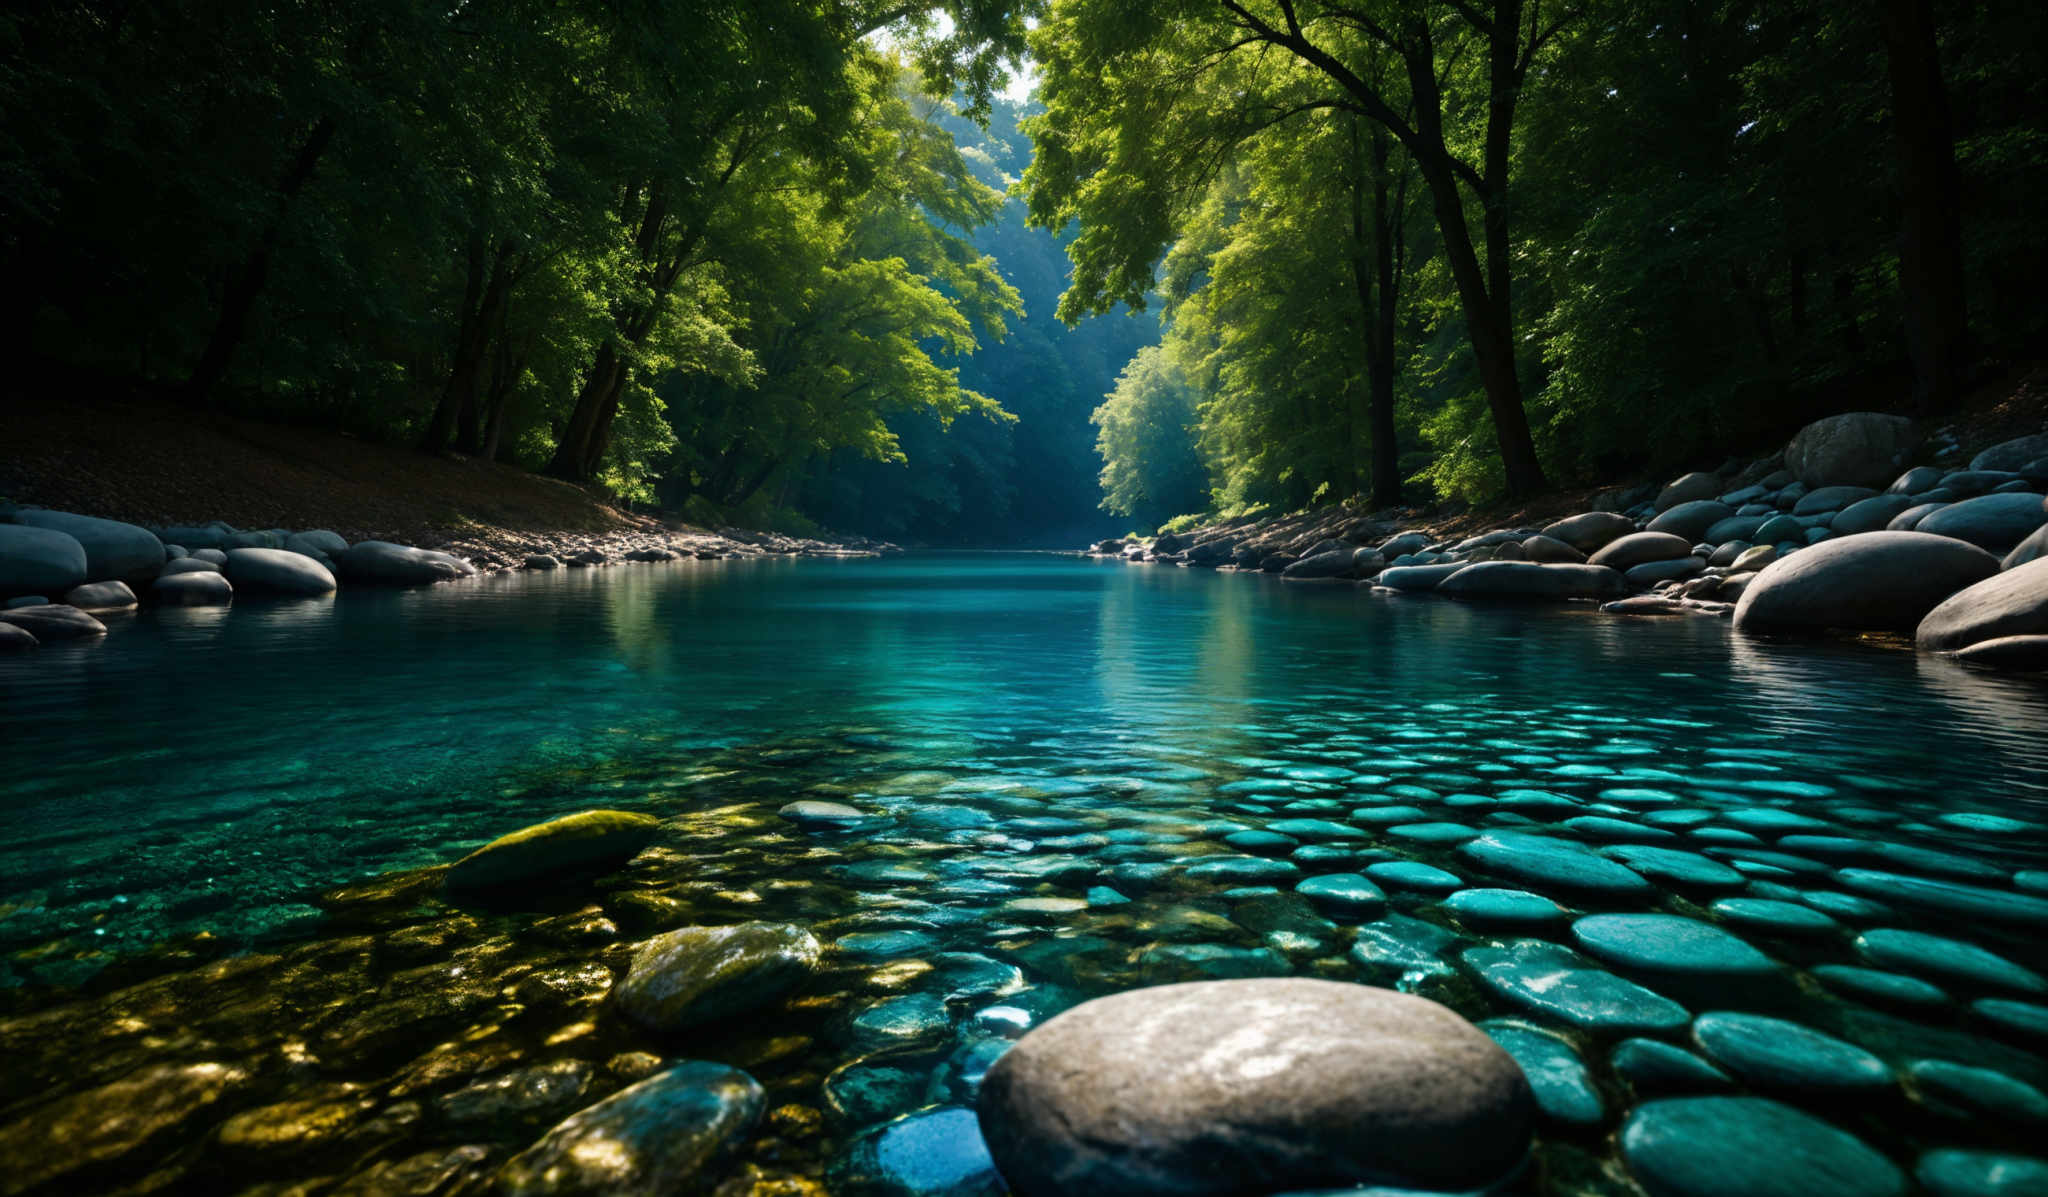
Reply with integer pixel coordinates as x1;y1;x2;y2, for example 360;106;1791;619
1090;413;2048;671
0;505;897;651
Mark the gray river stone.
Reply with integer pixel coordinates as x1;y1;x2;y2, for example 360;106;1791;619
1733;531;2001;633
1588;532;1694;571
495;1060;764;1197
1375;563;1468;591
223;547;337;595
615;921;822;1033
1438;561;1627;600
852;994;954;1051
335;540;477;585
0;622;34;649
1621;1097;1905;1197
158;557;221;576
61;580;136;611
1918;557;2048;653
1916;1149;2048;1197
1793;484;1881;515
1831;494;1917;535
1973;998;2048;1045
1188;855;1302;884
1294;874;1387;917
1855;929;2047;995
974;979;1535;1195
446;809;659;890
0;523;88;596
11;509;164;584
1442;888;1568;930
1480;1021;1604;1128
1464;941;1689;1033
832;1106;1005;1197
152;571;233;605
780;800;868;827
1648;500;1734;541
1460;832;1654;899
1839;871;2048;928
1915;492;2048;554
1573;914;1779;979
0;604;107;640
1907;1059;2048;1124
1692;1012;1893;1095
1543;511;1636;553
1611;1038;1735;1096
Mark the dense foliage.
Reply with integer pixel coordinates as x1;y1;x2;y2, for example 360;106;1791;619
1035;0;2047;520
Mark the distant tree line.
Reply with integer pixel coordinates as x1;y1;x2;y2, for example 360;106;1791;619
1046;0;2047;527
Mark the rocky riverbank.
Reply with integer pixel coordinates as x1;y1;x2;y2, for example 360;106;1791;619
0;506;895;651
1087;412;2048;672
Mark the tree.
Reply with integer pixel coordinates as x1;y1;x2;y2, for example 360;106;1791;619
1095;345;1208;526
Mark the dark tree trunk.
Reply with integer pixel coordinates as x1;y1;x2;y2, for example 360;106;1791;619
1881;0;1968;414
422;235;487;452
549;342;622;479
184;114;335;406
1367;125;1402;508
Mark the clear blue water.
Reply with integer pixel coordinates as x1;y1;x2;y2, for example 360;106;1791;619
4;553;2048;1190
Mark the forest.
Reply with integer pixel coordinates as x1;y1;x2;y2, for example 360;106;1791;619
3;0;2043;543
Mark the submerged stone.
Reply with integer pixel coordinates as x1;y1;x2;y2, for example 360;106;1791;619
615;921;822;1033
1856;929;2047;996
1481;1021;1605;1127
1295;873;1388;917
837;930;938;960
831;1105;1006;1197
1812;964;1949;1010
1364;860;1463;892
1691;1012;1893;1095
494;1061;764;1196
1464;940;1690;1033
1711;897;1839;937
852;994;954;1051
1915;1150;2048;1197
444;809;660;891
1839;871;2048;928
1621;1097;1905;1197
1612;1038;1734;1096
0;1062;248;1193
1349;915;1459;979
1572;914;1779;979
1599;844;1746;889
974;979;1536;1195
1907;1059;2048;1124
1140;943;1290;983
1187;855;1303;884
1442;888;1569;930
1461;832;1654;898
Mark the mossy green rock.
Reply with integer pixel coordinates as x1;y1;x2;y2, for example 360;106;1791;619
444;809;660;891
616;921;822;1033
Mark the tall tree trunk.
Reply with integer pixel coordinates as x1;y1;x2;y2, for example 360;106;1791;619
421;234;487;452
456;242;518;453
1367;125;1402;508
1881;0;1967;414
184;114;336;406
549;343;622;478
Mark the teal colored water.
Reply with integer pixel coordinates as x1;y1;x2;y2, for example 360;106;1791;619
4;553;2048;1190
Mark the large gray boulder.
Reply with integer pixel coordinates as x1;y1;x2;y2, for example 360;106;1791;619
1542;512;1635;554
1521;535;1587;563
1830;494;1916;535
1886;502;1947;532
495;1062;764;1197
335;540;477;586
1914;492;2047;555
1655;473;1723;512
0;524;88;596
1588;532;1693;571
1734;532;2001;634
2005;523;2048;570
0;622;35;650
1917;558;2048;653
1281;549;1359;580
11;510;164;584
152;572;233;606
1971;433;2048;473
1783;412;1918;489
1377;531;1433;557
1888;465;1947;495
1646;501;1733;542
1438;562;1627;601
0;604;108;641
975;979;1534;1195
224;548;337;596
62;581;137;612
1375;563;1468;591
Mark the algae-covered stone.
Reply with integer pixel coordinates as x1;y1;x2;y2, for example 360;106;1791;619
615;921;822;1033
445;809;660;891
494;1060;763;1196
0;1061;248;1193
1692;1012;1893;1095
1622;1096;1905;1197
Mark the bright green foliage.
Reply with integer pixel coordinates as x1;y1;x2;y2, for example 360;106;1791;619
1094;345;1208;526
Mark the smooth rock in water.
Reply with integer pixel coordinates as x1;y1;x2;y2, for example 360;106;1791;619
1464;940;1690;1033
1375;563;1467;591
1189;855;1302;884
0;604;107;640
61;580;136;611
0;1061;249;1194
974;978;1535;1195
1657;472;1725;511
0;622;34;649
1573;914;1778;979
1521;534;1587;563
1888;501;1948;531
1971;433;2048;473
1295;874;1387;917
1589;532;1694;571
1437;561;1626;600
780;800;868;827
1811;964;1948;1010
1784;411;1918;488
11;509;164;583
1364;860;1463;892
193;548;227;564
524;554;560;570
1706;515;1769;544
1711;897;1839;937
615;922;822;1032
1839;870;2048;927
1622;1097;1905;1197
158;557;221;576
1954;635;2048;669
1543;511;1637;553
1626;556;1705;587
336;540;477;585
494;1061;763;1197
1917;558;2048;652
1793;485;1880;516
152;571;233;606
1461;832;1653;899
1907;1059;2048;1124
1612;1038;1734;1096
1648;500;1734;541
1443;888;1568;930
224;547;337;595
2004;523;2048;569
1890;465;1948;494
446;809;659;891
1691;1012;1892;1095
1856;928;2047;995
832;1106;1005;1197
1481;1021;1604;1127
0;524;88;596
852;993;953;1049
1916;492;2048;554
1916;1149;2048;1197
285;529;349;558
1832;494;1917;535
1282;549;1360;580
1733;531;2000;633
